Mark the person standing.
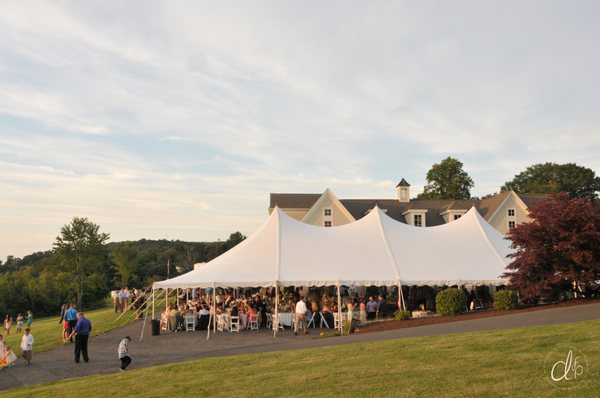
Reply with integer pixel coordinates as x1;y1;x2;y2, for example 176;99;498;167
73;312;92;363
20;328;34;366
16;314;24;333
65;303;78;343
294;296;308;335
377;295;388;319
366;296;377;320
26;310;33;329
118;336;132;372
4;315;11;336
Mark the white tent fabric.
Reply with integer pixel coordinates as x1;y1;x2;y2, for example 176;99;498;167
153;206;512;289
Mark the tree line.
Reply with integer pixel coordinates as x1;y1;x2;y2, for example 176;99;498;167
416;158;599;200
0;227;245;317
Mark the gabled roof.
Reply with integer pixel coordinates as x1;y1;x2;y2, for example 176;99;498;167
396;178;411;187
270;190;545;227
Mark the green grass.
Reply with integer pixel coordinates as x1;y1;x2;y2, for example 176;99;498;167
2;306;136;354
4;318;599;397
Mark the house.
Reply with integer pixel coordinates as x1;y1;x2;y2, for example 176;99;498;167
269;179;545;235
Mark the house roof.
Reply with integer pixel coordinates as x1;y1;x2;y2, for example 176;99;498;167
269;191;543;226
396;178;411;187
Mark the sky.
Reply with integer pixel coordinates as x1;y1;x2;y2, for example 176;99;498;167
1;1;599;261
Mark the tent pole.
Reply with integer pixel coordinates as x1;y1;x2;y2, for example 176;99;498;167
213;284;217;334
337;282;342;335
151;288;155;320
397;280;406;311
140;294;150;342
176;288;179;308
165;288;169;311
274;283;279;339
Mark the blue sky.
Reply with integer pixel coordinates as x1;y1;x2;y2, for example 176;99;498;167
1;1;599;261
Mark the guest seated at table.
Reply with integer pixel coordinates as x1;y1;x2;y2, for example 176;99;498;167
230;301;239;317
245;305;257;328
169;306;183;331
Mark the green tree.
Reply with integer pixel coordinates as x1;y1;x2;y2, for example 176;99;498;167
417;157;474;199
502;162;600;200
53;217;110;309
225;231;246;250
503;193;600;302
110;243;138;287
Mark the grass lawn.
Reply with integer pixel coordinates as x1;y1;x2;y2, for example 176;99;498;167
4;318;598;397
2;306;136;354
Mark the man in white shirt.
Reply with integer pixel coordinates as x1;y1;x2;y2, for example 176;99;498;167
294;297;308;335
21;328;34;365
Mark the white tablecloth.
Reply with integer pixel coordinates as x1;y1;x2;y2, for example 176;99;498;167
278;312;294;327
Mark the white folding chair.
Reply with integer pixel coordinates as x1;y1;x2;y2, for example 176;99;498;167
217;314;224;332
185;315;196;332
230;316;240;332
334;312;346;329
266;313;273;330
272;314;285;331
248;314;259;331
319;312;330;329
306;312;316;329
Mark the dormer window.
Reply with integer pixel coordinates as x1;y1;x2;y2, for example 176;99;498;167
414;214;423;227
453;214;462;220
402;209;427;227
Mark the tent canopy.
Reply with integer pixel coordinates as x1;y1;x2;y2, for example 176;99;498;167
153;206;513;290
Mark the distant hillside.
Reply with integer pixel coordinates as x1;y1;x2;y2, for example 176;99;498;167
0;232;245;317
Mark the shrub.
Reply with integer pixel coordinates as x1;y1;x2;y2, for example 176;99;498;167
494;290;519;310
394;309;412;320
435;288;467;316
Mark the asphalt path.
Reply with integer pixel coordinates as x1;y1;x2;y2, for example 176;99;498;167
1;302;599;392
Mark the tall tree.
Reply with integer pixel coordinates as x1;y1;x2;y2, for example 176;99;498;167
53;217;110;309
417;157;474;200
110;243;138;287
503;193;600;302
502;162;600;200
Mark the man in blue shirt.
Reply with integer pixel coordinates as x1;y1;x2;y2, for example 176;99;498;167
64;303;78;343
74;312;92;363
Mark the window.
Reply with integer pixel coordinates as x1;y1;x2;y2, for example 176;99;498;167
508;221;516;229
508;209;515;217
453;214;462;220
324;220;332;227
324;208;332;217
414;214;423;227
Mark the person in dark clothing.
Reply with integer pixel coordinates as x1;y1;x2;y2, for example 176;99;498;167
73;312;92;363
377;295;388;318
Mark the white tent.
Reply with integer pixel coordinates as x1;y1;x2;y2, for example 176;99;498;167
153;206;512;290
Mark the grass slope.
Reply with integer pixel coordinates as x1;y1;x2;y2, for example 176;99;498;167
5;318;599;397
2;307;135;354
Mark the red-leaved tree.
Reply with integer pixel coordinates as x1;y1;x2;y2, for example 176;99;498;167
503;192;600;302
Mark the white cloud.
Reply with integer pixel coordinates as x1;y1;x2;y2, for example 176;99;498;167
1;1;599;259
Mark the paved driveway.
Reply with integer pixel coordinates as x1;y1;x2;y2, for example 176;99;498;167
1;302;599;392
